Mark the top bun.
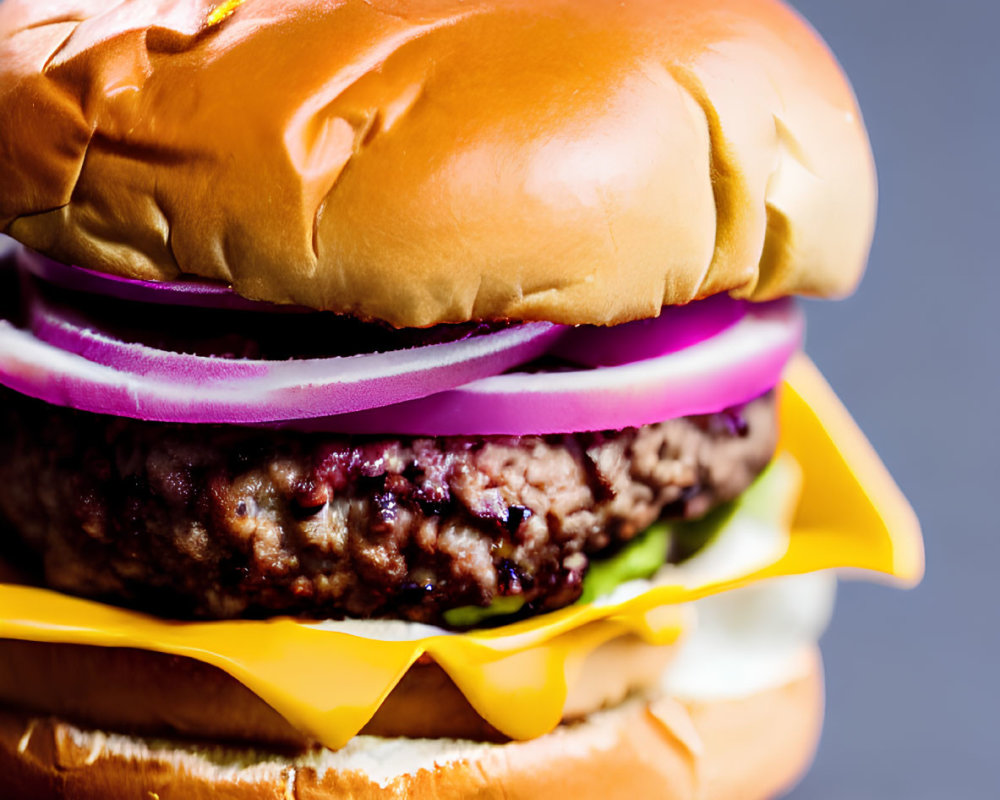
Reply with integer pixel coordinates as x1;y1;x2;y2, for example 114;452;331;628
0;0;875;327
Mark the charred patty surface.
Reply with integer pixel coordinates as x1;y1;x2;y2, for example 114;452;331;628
0;390;776;623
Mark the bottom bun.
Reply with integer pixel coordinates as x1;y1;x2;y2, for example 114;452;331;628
0;648;822;800
0;633;677;745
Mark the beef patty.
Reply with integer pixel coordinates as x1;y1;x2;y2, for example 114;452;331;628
0;389;776;623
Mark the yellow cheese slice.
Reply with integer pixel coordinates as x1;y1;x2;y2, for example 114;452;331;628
777;354;923;584
0;355;923;748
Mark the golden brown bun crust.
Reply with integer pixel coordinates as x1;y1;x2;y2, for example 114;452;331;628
0;650;823;799
0;0;874;325
0;635;674;746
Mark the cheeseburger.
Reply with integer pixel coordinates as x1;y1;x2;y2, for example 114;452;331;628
0;0;922;798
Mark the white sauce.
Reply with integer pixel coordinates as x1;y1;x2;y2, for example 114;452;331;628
664;571;835;701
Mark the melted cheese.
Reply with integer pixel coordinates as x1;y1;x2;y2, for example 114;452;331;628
0;355;923;749
664;571;837;701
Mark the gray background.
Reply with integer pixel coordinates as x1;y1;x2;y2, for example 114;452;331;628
0;1;995;796
786;1;998;797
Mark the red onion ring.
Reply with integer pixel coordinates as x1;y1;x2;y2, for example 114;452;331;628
27;289;269;382
284;300;803;435
16;247;311;313
551;294;746;367
3;244;800;435
0;314;562;422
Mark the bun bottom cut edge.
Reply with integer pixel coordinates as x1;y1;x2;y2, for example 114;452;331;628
0;647;823;800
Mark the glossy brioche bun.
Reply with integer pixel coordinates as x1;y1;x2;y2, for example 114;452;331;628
0;649;823;800
0;634;676;746
0;0;875;326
